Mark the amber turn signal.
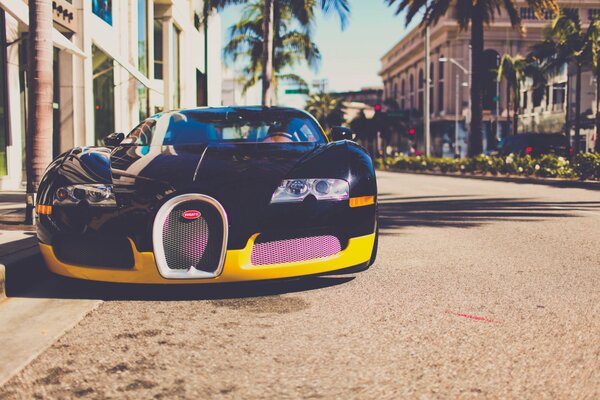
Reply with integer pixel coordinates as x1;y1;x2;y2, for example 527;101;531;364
349;196;375;208
36;204;53;215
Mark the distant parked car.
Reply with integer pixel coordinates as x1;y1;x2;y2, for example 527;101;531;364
495;133;571;157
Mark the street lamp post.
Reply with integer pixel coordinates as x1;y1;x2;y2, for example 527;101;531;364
424;27;431;157
455;73;460;158
440;56;469;158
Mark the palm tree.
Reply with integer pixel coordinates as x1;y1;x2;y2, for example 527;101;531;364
497;54;546;136
199;0;248;105
224;1;321;97
386;0;559;156
305;92;341;128
529;9;600;154
25;1;54;224
216;0;349;106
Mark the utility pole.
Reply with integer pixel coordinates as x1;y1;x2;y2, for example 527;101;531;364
455;73;460;158
261;0;275;106
495;54;500;142
424;26;430;157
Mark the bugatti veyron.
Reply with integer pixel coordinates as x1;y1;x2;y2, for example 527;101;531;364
35;107;378;283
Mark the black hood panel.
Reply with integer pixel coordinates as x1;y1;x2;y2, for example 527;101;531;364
109;143;320;248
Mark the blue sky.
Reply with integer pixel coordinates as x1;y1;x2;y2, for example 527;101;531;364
220;0;413;92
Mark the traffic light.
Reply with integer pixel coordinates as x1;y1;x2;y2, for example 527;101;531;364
374;104;382;111
409;128;415;136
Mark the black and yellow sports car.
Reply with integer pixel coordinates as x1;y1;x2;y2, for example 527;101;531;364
35;107;378;284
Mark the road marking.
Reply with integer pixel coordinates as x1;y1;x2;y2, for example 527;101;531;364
446;311;500;324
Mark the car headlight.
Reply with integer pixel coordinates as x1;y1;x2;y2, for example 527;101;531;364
53;184;116;207
270;179;349;204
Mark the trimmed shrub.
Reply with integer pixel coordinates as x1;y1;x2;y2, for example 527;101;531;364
387;153;598;181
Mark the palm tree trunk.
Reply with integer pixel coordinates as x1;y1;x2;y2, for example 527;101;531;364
203;5;209;106
574;64;581;154
25;0;53;224
595;69;600;152
506;82;511;135
469;8;484;156
513;88;519;136
261;0;274;106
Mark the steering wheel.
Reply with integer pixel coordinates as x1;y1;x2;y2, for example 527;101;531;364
262;132;294;143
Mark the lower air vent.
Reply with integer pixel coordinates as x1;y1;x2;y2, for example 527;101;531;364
251;235;342;266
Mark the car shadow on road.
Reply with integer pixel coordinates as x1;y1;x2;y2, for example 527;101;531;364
10;273;355;302
378;196;600;232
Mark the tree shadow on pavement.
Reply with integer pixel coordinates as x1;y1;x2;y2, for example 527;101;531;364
378;196;600;232
10;273;355;302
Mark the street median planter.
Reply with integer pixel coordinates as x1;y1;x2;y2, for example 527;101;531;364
377;153;600;189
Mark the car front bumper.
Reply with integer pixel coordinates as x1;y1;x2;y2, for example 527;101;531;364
39;233;376;284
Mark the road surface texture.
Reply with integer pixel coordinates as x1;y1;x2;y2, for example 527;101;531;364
1;171;599;399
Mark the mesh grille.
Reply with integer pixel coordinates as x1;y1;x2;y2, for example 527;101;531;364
161;200;224;272
251;235;341;266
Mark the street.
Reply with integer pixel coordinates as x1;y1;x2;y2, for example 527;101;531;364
1;171;599;399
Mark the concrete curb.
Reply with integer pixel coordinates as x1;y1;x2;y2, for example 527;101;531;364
0;237;47;300
382;169;600;190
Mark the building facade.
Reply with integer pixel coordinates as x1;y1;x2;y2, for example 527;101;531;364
0;0;222;190
380;2;598;156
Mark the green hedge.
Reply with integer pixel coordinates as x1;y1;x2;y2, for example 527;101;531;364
382;153;600;181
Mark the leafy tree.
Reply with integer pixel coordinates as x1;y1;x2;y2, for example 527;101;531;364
305;92;341;128
224;1;321;96
497;54;545;136
386;0;559;156
529;9;600;154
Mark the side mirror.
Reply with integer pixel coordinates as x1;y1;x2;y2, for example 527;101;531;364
104;132;125;147
331;126;356;142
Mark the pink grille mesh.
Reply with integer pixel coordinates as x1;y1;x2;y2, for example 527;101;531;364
251;235;342;266
162;211;209;269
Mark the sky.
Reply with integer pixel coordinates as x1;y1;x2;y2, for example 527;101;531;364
220;0;413;93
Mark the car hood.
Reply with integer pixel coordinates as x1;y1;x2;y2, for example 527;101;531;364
110;142;319;190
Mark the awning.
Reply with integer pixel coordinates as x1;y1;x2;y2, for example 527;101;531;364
0;0;86;58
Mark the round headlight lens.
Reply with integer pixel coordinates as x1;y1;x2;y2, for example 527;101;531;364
287;179;308;195
314;180;330;195
86;186;111;203
55;187;70;201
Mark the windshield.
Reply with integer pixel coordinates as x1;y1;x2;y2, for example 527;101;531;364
122;110;326;146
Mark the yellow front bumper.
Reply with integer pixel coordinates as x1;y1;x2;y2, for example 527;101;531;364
40;233;375;284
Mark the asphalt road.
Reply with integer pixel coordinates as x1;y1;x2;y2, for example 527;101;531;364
1;171;599;399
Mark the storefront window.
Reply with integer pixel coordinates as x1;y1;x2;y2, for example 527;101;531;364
0;10;8;176
138;83;149;121
154;19;163;79
172;26;181;109
92;45;115;145
138;0;148;76
92;0;112;26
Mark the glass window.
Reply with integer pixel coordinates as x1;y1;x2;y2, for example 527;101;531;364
92;0;112;26
172;25;181;109
438;57;444;112
138;83;149;121
92;45;115;145
138;0;148;76
0;10;8;176
123;111;327;146
153;19;163;79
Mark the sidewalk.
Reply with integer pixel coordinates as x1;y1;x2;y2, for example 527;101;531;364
0;191;39;299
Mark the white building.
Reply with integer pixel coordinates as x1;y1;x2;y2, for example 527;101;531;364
0;0;222;190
